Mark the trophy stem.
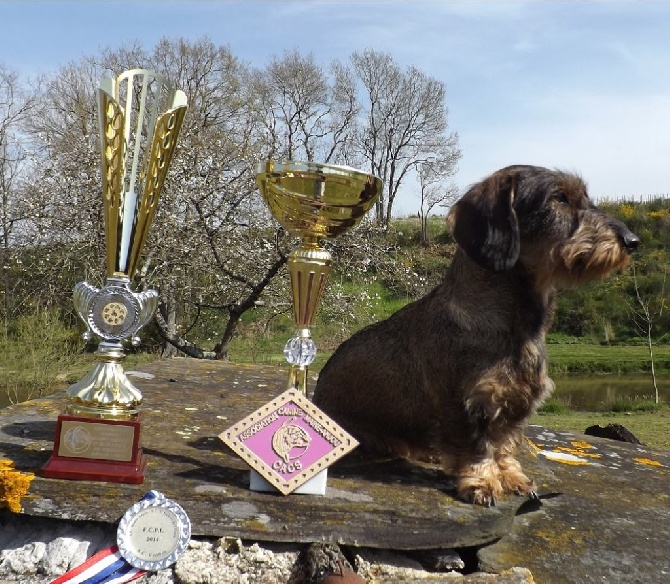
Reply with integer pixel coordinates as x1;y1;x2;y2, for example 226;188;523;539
288;241;332;328
286;365;308;394
284;242;332;396
66;341;141;420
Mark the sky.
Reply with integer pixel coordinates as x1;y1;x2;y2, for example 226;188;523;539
1;0;669;215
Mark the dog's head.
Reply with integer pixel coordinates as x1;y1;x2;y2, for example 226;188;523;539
447;165;639;288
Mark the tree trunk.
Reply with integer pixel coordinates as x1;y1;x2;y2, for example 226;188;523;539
420;212;429;246
160;290;179;358
647;327;659;404
213;309;241;361
213;254;288;360
154;305;216;359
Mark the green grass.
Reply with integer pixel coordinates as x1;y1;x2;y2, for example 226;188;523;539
531;405;670;450
547;343;670;375
537;397;572;415
608;396;663;413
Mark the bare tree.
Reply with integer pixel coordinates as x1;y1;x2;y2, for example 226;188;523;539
0;64;38;328
351;49;461;226
248;50;360;165
416;157;459;245
627;263;667;403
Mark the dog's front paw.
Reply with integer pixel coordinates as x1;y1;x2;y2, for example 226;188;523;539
457;475;503;507
467;486;497;507
498;458;536;497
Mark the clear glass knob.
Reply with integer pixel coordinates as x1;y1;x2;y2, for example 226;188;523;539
284;335;317;367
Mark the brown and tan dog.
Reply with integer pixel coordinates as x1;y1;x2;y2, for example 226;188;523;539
313;165;639;506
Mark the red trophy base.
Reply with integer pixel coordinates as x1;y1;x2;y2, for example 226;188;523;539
42;412;146;484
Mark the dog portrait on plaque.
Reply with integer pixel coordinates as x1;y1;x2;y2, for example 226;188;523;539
220;389;358;495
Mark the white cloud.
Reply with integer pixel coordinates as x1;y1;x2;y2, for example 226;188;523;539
3;0;670;209
457;91;670;200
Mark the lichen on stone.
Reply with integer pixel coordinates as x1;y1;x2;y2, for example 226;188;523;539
0;458;35;512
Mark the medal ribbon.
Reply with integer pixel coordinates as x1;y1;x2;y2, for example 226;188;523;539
50;491;163;584
50;544;145;584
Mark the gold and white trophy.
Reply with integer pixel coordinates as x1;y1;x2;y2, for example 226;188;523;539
43;69;187;483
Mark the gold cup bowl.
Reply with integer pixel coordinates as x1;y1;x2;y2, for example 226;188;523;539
256;161;382;395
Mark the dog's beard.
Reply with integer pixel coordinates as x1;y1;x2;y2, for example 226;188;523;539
546;226;633;289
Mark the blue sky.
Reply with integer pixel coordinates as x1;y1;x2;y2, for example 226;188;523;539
1;1;669;214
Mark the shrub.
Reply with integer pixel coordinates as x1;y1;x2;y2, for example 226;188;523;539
607;396;663;413
537;397;571;415
0;307;79;405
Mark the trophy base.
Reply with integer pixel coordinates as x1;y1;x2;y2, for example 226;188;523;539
249;469;328;495
43;413;146;484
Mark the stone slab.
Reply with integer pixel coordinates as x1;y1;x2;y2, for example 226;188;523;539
2;358;669;583
479;425;670;583
0;358;521;550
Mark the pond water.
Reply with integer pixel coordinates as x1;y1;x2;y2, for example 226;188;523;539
552;374;670;410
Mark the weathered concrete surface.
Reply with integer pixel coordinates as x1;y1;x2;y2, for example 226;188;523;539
480;426;670;584
0;359;522;551
0;358;668;583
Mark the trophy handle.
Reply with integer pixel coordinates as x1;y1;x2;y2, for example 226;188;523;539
73;282;100;333
98;70;187;279
125;104;187;279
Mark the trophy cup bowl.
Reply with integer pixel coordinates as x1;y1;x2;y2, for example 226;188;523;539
43;69;187;483
256;161;382;396
256;161;380;240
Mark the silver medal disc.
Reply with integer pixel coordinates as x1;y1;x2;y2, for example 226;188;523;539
117;491;191;571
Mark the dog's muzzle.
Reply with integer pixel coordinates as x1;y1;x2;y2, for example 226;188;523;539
620;229;640;252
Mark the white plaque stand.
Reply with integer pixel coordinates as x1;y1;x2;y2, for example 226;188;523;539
250;468;328;495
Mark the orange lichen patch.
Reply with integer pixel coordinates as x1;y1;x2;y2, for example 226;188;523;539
632;457;664;468
523;435;541;456
0;459;35;513
570;440;595;450
554;446;602;459
548;457;590;466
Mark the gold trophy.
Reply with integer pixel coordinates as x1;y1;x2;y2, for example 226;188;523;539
43;69;187;483
222;162;381;496
256;161;382;395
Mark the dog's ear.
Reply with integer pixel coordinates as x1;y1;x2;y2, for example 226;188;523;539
447;171;520;271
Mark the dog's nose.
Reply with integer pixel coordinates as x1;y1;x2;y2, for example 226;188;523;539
621;231;640;251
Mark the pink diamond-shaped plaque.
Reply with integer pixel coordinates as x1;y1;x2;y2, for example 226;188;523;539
219;389;358;495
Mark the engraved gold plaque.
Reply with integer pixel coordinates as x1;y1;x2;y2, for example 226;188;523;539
58;420;135;461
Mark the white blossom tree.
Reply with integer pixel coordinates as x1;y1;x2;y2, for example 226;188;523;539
417;157;460;245
0;64;38;328
8;39;458;360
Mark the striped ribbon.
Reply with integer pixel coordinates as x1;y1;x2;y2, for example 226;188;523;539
50;544;145;584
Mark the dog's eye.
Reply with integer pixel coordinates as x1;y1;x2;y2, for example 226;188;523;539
555;193;570;205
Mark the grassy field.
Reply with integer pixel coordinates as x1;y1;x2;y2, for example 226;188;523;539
531;407;670;450
546;342;670;375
